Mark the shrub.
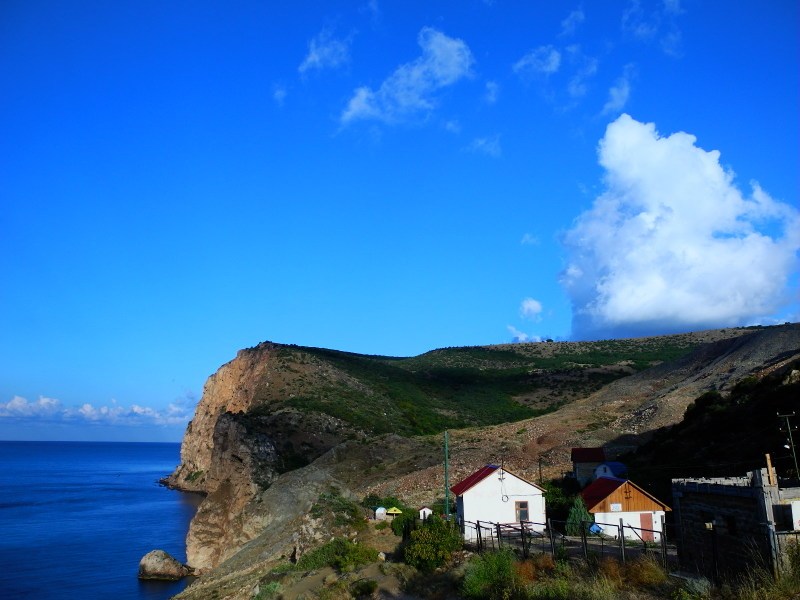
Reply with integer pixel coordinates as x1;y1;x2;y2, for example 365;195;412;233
391;512;414;537
350;578;378;598
462;548;525;600
403;515;462;572
297;538;378;572
254;581;281;599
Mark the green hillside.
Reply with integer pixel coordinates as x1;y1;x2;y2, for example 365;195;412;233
256;332;714;437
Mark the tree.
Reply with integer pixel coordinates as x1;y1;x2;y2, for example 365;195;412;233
565;496;593;536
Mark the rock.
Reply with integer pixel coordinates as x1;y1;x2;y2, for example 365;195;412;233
138;550;192;580
377;552;386;562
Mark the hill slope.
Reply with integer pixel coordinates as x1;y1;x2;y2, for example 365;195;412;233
164;323;800;597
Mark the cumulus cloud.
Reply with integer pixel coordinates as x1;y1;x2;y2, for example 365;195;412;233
466;135;501;158
513;45;561;78
560;7;586;37
340;27;473;125
299;28;351;74
520;298;544;320
1;394;196;428
561;114;800;340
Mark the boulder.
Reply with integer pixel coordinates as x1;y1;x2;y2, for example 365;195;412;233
138;550;192;580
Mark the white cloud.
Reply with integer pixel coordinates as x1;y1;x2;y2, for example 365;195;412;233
520;297;544;320
520;233;540;246
298;28;351;74
561;114;800;340
560;7;586;37
485;81;499;104
466;135;501;158
622;0;684;57
1;394;196;428
0;396;62;418
602;64;635;115
340;27;474;125
507;325;542;343
513;45;561;78
272;85;287;106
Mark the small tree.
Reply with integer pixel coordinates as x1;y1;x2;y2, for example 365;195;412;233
403;515;462;572
565;496;593;536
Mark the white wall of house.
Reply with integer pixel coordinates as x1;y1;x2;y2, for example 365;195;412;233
592;510;666;541
456;469;545;536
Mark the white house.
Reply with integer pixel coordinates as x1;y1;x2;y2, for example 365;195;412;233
419;506;433;520
374;506;387;521
450;464;546;541
581;477;670;542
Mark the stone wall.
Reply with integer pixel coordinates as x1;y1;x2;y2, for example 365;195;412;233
671;469;779;579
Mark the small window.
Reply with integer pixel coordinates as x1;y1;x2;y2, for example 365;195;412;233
515;501;529;522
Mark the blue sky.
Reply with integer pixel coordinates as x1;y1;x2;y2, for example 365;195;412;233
1;1;798;441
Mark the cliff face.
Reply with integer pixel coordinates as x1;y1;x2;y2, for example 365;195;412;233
164;343;365;570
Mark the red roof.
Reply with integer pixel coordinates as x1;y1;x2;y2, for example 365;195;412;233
450;464;499;496
571;447;606;463
580;477;625;510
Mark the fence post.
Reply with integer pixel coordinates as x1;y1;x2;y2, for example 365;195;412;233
496;523;503;549
522;523;529;559
660;515;667;570
581;520;588;559
476;521;483;551
619;519;626;564
548;518;556;557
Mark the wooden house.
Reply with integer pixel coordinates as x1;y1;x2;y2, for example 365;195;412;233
571;447;606;488
581;477;670;541
451;465;546;540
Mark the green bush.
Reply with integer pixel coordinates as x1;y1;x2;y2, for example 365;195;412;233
403;515;462;572
391;512;414;537
296;538;378;572
462;548;525;600
350;578;378;598
254;581;281;599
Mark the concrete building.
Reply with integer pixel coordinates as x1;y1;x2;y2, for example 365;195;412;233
672;468;800;579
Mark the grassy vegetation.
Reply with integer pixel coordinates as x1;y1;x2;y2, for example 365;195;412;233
269;334;708;437
295;538;379;573
310;489;366;531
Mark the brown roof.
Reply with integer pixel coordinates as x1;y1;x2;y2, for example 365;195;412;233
571;447;606;463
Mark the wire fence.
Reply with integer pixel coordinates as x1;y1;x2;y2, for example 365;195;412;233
460;517;677;568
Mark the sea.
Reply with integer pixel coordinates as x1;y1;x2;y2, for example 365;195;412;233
0;441;201;600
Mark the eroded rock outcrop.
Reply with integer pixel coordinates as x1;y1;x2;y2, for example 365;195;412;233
138;550;192;580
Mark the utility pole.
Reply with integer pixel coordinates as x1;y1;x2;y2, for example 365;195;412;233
778;412;800;479
444;430;450;520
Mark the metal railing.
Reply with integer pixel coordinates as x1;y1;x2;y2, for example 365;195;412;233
460;517;676;568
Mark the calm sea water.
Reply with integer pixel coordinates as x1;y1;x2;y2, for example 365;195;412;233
0;441;200;600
